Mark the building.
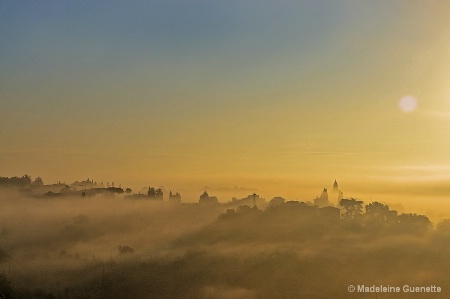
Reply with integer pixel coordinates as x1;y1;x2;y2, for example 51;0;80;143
314;188;330;207
314;180;344;207
71;178;96;191
231;193;265;207
199;191;218;205
331;179;344;205
169;191;181;203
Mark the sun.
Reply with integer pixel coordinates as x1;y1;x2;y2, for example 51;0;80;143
399;96;418;113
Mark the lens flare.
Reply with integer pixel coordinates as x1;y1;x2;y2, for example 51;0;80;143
399;96;417;112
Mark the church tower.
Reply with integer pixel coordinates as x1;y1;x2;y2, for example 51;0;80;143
314;188;330;207
332;179;342;206
333;180;338;191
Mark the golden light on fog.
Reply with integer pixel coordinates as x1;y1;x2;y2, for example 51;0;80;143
399;96;418;113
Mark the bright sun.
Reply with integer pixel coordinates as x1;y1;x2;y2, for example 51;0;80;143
399;96;418;113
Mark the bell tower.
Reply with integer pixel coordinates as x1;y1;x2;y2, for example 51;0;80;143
332;179;342;205
333;179;338;191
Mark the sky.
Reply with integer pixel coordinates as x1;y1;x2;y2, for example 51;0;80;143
1;1;450;207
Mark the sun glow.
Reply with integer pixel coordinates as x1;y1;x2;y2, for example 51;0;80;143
399;96;418;113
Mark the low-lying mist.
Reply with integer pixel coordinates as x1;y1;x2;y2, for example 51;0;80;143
0;191;224;296
1;189;450;299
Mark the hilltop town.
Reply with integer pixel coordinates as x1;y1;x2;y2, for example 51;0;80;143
1;174;448;299
0;175;433;230
1;175;344;206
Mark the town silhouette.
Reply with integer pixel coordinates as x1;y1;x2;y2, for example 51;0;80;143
1;175;449;298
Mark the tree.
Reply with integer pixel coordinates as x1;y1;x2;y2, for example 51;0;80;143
118;245;135;255
219;209;236;220
21;175;32;186
397;213;432;233
32;177;44;186
148;187;156;198
237;205;252;214
365;202;398;224
436;219;450;233
155;188;163;200
0;175;32;188
340;198;363;219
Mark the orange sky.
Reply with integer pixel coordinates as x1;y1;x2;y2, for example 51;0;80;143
1;1;450;210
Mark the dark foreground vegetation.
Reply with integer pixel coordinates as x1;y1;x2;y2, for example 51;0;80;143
1;185;450;298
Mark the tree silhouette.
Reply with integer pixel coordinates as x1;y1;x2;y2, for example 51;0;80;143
155;189;163;200
436;219;450;233
365;202;398;224
340;198;363;219
32;177;44;186
118;245;135;255
397;213;432;233
0;175;32;188
148;187;156;198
